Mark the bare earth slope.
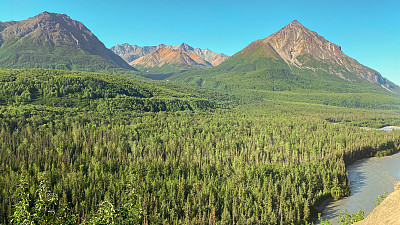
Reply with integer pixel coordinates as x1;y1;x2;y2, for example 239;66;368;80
354;182;400;225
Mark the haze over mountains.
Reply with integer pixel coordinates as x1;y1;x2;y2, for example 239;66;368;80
0;11;133;72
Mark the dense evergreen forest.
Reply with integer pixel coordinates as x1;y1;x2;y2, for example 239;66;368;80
0;68;399;224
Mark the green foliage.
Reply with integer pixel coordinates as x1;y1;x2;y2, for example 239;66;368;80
337;209;364;225
10;175;76;225
135;63;207;76
1;101;399;224
11;177;32;225
10;175;141;225
331;178;350;200
32;175;59;224
318;209;365;225
0;68;216;112
318;213;332;225
374;191;388;207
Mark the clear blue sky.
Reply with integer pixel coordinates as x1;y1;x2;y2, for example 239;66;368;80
1;0;399;85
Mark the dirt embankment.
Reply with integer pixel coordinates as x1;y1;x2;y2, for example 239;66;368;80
354;182;400;225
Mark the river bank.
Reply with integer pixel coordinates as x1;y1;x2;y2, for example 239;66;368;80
319;150;400;224
354;182;400;225
363;126;400;131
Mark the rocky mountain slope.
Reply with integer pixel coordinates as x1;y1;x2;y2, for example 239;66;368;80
0;12;134;72
110;43;157;64
212;53;230;66
354;182;400;225
171;20;399;95
130;48;212;74
251;20;394;89
111;43;229;66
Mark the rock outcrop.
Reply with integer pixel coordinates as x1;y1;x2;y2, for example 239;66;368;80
212;53;230;66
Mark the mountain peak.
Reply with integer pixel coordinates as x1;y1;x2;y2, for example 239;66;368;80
288;20;302;26
130;47;212;70
0;12;133;71
1;11;94;45
39;11;53;15
284;20;308;30
33;11;70;21
177;43;194;52
279;20;310;34
261;19;345;64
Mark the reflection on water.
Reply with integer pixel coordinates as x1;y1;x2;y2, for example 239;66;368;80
320;152;400;224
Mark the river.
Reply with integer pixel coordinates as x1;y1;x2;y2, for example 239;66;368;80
320;151;400;224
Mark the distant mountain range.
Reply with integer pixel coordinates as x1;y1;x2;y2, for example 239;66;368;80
130;48;212;74
0;12;134;72
171;20;399;94
110;43;230;69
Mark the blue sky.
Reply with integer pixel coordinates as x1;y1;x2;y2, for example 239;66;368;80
1;0;399;84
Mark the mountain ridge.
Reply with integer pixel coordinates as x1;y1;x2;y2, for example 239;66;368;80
130;48;212;74
110;42;229;66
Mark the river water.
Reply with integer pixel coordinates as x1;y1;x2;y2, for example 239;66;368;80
320;151;400;224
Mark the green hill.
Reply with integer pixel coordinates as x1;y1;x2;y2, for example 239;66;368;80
0;68;216;112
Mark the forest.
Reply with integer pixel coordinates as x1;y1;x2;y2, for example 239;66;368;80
0;68;399;224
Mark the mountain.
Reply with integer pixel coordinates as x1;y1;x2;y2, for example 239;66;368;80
0;12;135;72
0;21;17;33
110;43;157;63
110;43;229;66
252;20;393;89
130;48;212;74
168;43;221;65
171;20;399;95
212;53;230;66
